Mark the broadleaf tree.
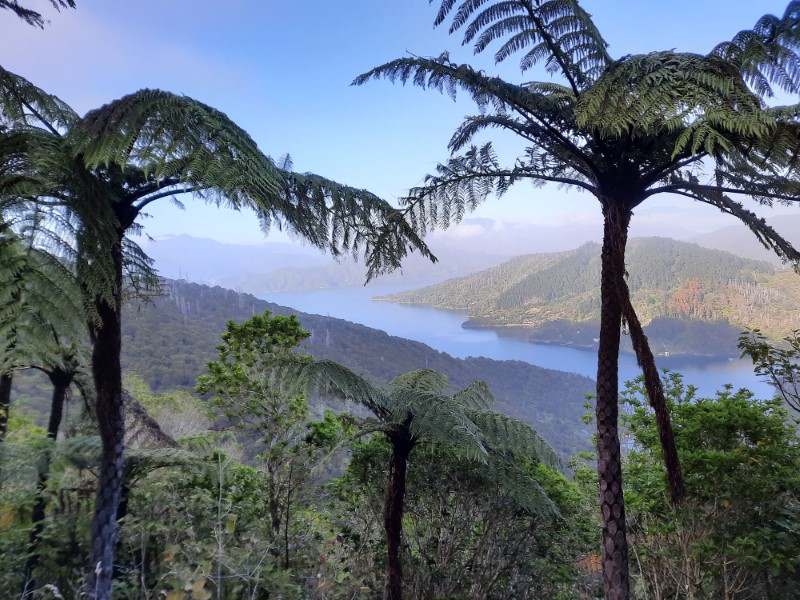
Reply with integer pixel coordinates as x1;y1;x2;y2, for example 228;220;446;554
0;66;434;600
196;310;313;568
354;2;800;598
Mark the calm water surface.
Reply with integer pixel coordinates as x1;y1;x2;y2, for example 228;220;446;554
266;282;773;399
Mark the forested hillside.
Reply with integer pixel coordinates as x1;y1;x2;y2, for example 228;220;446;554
121;279;595;455
379;238;800;355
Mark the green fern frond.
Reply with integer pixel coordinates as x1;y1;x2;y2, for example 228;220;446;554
434;0;610;89
389;369;451;394
68;88;432;281
476;458;560;517
57;435;101;470
74;89;281;200
402;143;522;233
663;178;800;270
467;408;561;469
710;2;800;96
452;379;494;411
269;356;390;418
354;57;532;116
125;447;203;474
577;52;770;147
0;65;77;132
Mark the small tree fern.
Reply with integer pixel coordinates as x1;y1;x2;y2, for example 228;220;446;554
274;358;561;600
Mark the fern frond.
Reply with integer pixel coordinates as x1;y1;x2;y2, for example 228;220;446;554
71;89;433;282
577;52;770;150
0;0;76;29
710;2;800;96
57;434;102;470
269;356;390;419
467;408;562;469
125;447;203;476
74;89;281;201
0;65;77;132
432;0;610;89
660;177;800;271
475;458;560;517
355;57;532;116
390;369;451;394
402;142;532;233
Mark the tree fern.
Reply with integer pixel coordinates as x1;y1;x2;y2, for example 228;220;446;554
1;63;438;599
358;4;800;598
273;358;562;599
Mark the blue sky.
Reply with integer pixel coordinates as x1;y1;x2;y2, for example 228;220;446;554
3;0;796;249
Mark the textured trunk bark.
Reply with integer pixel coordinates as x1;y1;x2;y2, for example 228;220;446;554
620;290;686;505
0;372;12;441
596;204;630;600
1;285;22;443
25;374;71;587
86;240;125;600
45;374;69;441
383;434;413;600
268;463;282;537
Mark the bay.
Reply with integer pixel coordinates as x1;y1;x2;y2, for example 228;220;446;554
266;282;773;399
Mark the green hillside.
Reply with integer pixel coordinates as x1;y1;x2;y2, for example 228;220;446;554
378;238;800;355
120;279;595;455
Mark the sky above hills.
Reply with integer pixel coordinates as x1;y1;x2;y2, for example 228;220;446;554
4;1;798;255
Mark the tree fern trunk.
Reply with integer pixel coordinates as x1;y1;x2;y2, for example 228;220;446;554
620;290;686;505
384;433;413;600
86;241;125;600
25;373;71;588
0;372;12;441
596;204;630;600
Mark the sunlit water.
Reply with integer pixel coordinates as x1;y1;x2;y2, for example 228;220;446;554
265;282;773;399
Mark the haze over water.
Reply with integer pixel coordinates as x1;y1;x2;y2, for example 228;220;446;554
266;283;774;399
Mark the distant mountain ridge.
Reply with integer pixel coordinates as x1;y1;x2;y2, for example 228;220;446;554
121;279;595;455
377;237;800;355
689;214;800;264
140;213;800;295
140;233;510;293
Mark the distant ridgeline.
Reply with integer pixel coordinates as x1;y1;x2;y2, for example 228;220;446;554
121;279;595;456
376;238;800;357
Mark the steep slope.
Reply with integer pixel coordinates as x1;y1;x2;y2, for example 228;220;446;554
121;279;595;455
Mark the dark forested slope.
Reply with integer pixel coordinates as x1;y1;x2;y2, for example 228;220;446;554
121;279;595;455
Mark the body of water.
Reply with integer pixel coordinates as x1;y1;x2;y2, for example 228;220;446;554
266;283;773;399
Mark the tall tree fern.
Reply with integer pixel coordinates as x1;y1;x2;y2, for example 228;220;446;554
354;2;800;598
0;210;86;442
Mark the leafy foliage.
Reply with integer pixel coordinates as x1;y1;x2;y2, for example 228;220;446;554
329;436;600;599
622;372;800;598
739;327;800;412
275;359;563;516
